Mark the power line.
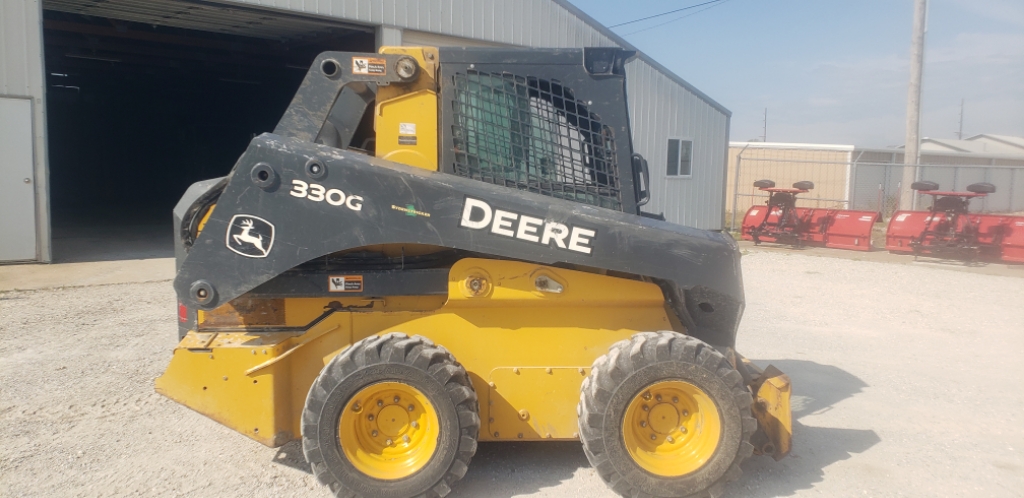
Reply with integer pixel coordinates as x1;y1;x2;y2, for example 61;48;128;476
608;0;726;28
619;0;734;36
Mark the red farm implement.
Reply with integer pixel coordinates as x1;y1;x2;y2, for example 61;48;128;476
885;181;1024;263
740;180;881;251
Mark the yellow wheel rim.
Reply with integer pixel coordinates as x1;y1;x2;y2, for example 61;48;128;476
622;380;721;477
339;382;440;480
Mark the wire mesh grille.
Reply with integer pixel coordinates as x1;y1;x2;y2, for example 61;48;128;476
449;70;623;210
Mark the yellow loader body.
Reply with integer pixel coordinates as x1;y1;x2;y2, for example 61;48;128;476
158;257;790;454
161;45;792;497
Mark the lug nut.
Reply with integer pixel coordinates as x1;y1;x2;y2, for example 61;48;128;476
385;439;393;446
368;414;374;421
655;394;662;402
650;434;657;441
411;421;419;429
672;397;679;403
352;404;361;411
403;435;410;443
643;392;652;401
372;430;378;437
394;396;400;403
408;404;415;412
640;421;647;428
681;427;687;433
667;436;674;443
682;410;689;417
642;405;649;412
377;400;384;407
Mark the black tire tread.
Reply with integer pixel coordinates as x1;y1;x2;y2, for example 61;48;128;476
578;331;756;498
302;333;479;498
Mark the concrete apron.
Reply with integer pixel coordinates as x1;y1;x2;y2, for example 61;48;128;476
736;241;1024;279
0;258;175;292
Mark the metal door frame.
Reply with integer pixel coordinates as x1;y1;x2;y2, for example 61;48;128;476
0;94;47;263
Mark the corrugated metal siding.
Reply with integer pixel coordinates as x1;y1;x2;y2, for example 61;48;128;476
1;0;50;261
224;0;621;48
219;0;729;228
401;29;505;47
43;0;370;40
28;0;731;232
628;61;727;229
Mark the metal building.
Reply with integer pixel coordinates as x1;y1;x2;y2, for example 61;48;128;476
1;0;730;263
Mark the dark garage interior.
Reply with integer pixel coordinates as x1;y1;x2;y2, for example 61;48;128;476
41;5;374;261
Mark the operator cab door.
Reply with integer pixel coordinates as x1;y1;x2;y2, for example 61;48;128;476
0;97;38;262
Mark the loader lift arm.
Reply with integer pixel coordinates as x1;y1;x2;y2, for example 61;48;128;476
173;49;746;349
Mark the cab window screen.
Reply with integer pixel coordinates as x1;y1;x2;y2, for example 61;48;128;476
450;70;622;210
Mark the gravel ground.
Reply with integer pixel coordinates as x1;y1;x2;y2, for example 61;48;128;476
2;251;1022;497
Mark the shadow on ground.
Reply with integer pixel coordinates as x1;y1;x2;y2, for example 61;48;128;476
272;440;590;498
724;359;881;497
271;359;879;497
450;441;591;497
272;441;311;474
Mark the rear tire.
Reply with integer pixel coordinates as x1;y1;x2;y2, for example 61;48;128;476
302;333;479;498
578;332;755;498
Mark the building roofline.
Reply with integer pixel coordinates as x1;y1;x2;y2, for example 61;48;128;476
728;141;1024;161
728;141;855;151
919;138;972;153
966;133;1024;151
854;146;1024;161
552;0;731;117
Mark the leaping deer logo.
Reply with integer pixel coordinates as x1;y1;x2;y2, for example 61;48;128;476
225;215;274;258
232;219;268;256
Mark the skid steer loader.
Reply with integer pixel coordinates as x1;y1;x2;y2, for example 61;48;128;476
157;46;792;498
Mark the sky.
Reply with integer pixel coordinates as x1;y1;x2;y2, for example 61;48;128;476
568;0;1024;147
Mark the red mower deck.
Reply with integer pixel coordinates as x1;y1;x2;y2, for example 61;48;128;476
885;181;1024;263
740;180;880;251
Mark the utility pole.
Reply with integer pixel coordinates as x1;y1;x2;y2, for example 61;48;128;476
762;108;767;142
956;99;964;139
901;0;927;210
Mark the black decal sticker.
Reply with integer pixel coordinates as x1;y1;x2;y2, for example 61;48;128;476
225;215;275;258
328;275;364;292
352;57;386;75
392;204;431;218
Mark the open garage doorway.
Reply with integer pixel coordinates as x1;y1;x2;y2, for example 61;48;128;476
42;4;373;262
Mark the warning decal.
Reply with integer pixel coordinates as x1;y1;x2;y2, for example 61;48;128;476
352;57;386;75
329;275;364;292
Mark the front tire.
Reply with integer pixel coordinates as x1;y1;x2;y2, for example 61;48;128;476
578;332;755;498
302;333;479;498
